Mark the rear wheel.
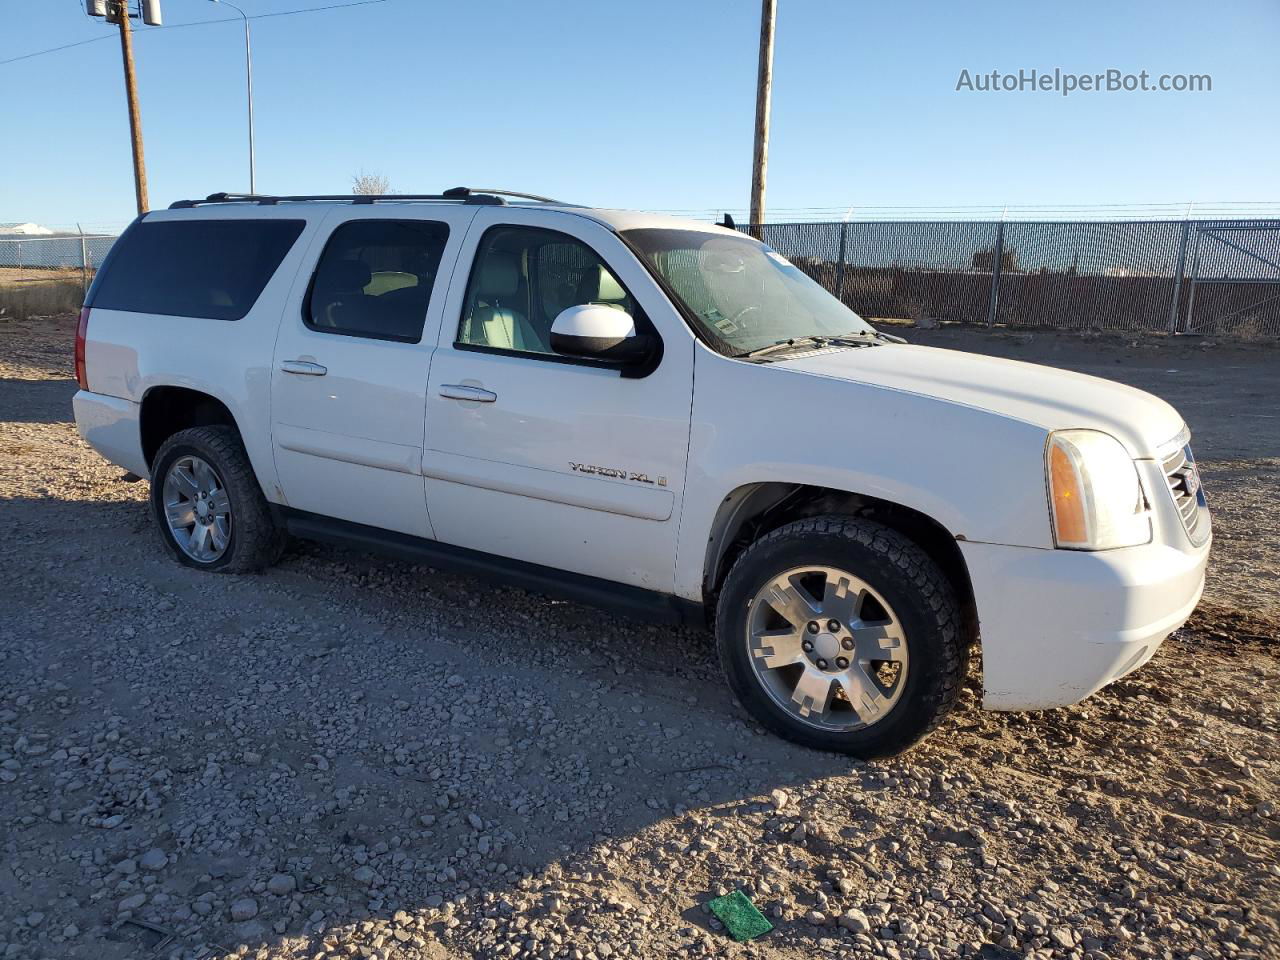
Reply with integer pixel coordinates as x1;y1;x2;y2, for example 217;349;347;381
149;426;285;574
715;515;966;757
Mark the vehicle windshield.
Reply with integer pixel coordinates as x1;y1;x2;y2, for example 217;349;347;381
622;227;875;355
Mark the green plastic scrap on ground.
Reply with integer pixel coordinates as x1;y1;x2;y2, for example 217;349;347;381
707;889;773;942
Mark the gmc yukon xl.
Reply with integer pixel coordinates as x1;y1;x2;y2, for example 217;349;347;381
72;188;1210;756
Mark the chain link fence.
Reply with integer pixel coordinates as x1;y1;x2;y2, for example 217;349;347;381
4;218;1279;337
747;218;1280;338
0;231;119;320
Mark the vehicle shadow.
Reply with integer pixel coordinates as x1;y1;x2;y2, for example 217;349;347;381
0;375;77;424
5;493;1234;960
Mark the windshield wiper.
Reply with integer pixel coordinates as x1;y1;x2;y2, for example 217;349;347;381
738;331;879;360
739;335;830;359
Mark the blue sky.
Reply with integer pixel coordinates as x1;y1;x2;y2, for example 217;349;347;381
3;0;1277;229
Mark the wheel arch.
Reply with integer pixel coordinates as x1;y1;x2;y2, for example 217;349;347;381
139;385;241;469
703;482;977;640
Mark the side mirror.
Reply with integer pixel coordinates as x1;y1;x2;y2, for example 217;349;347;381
550;304;655;364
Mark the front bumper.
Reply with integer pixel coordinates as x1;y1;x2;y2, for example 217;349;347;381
961;534;1209;710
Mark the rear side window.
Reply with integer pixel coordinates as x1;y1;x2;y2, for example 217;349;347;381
91;219;304;321
306;219;450;343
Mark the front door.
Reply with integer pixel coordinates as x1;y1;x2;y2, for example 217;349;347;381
270;207;476;537
422;208;695;591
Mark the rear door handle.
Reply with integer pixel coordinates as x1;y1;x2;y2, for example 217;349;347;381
280;360;328;376
438;384;497;403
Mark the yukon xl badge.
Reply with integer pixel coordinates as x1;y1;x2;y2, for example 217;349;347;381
570;462;667;487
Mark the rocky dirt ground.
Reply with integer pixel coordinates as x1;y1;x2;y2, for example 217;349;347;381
1;316;1277;960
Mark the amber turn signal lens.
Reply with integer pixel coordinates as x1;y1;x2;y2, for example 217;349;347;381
1048;440;1087;546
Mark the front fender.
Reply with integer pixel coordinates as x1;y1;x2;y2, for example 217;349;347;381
673;350;1053;600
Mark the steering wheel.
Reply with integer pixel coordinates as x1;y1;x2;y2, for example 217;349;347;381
722;304;759;331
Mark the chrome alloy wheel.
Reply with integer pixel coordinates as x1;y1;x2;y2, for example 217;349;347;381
162;455;231;563
745;565;908;731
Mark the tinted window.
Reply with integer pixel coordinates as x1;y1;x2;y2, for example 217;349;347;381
457;226;635;356
306;220;449;342
91;219;304;321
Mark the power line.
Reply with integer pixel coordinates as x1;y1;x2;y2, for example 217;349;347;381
0;0;390;67
0;34;108;65
146;0;391;30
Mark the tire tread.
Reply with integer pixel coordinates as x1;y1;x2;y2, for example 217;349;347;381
151;426;285;574
715;514;967;755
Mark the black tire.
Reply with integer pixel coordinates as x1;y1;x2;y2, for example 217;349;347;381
715;515;967;757
149;426;286;574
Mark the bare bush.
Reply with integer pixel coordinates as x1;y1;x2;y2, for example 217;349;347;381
351;171;392;195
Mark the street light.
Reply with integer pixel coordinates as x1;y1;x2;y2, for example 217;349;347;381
210;0;256;194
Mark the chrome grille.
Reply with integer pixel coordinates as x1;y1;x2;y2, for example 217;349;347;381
1162;444;1207;544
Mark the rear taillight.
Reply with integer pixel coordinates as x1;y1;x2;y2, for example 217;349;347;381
75;307;90;390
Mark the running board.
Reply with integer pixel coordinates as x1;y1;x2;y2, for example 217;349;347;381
279;508;704;627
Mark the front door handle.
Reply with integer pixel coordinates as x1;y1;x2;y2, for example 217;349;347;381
439;384;497;403
281;360;328;376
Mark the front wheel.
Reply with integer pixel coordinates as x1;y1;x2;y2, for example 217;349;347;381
149;426;285;574
715;516;967;757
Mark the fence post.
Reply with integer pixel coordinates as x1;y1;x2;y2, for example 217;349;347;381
1167;219;1190;332
1183;226;1204;334
985;220;1005;327
15;241;21;273
79;224;89;297
834;220;849;305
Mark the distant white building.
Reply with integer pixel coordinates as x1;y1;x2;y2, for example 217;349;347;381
0;222;56;236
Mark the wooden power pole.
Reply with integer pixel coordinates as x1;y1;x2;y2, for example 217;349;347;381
112;0;149;214
749;0;776;234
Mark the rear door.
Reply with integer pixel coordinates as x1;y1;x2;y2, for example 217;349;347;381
270;206;478;537
422;207;695;591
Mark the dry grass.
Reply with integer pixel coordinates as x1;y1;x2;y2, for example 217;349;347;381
0;267;88;320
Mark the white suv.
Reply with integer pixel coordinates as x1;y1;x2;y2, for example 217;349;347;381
73;188;1210;756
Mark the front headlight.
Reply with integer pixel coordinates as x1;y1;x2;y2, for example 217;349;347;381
1046;429;1151;550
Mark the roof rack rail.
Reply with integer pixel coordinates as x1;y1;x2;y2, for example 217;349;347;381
168;186;565;210
451;187;564;203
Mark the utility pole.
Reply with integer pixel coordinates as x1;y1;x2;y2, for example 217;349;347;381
749;0;777;236
112;0;149;214
89;0;159;213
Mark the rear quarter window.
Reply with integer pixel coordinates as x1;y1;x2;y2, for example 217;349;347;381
90;218;305;321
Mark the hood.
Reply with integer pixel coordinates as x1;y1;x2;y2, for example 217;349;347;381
776;344;1185;458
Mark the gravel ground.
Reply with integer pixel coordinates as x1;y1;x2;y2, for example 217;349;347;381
2;316;1277;960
